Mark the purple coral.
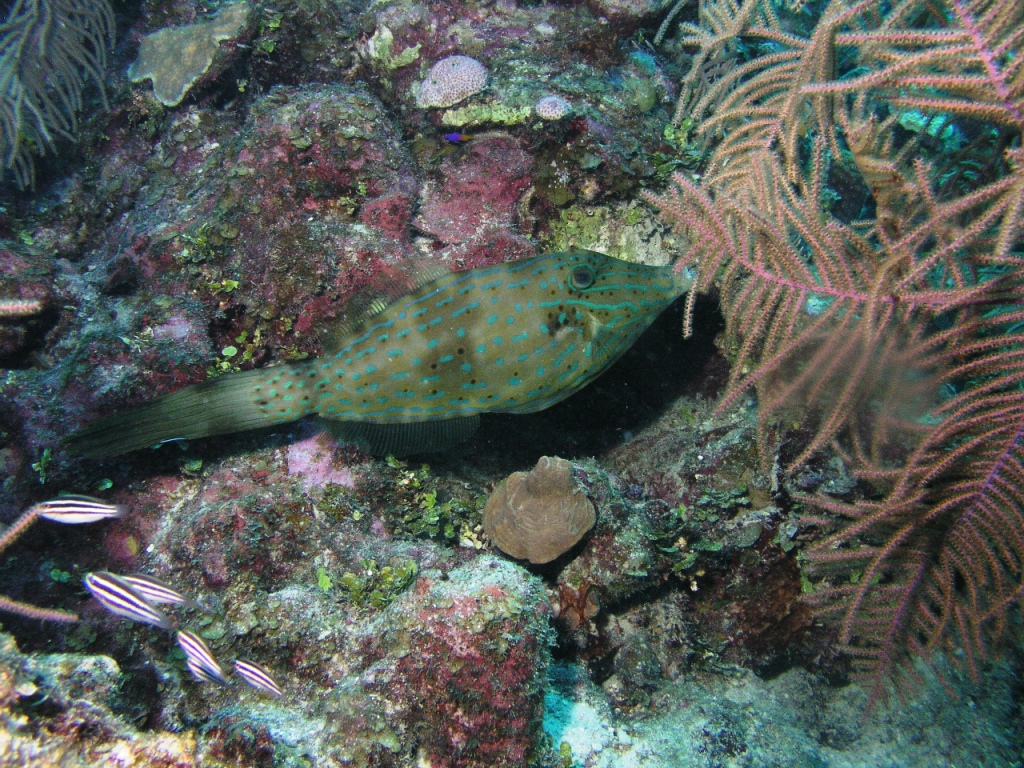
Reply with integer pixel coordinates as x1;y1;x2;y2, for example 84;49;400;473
415;55;488;108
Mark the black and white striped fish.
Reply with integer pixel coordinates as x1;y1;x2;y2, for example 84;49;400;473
187;659;230;686
120;574;205;612
234;659;283;696
177;630;229;686
34;496;125;524
83;572;173;630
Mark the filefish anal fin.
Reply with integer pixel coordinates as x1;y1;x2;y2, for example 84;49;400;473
319;415;480;456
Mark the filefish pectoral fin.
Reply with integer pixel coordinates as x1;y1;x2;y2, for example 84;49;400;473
319;414;480;456
582;312;622;371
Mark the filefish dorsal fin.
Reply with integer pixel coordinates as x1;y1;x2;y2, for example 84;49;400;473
323;260;451;354
319;415;479;456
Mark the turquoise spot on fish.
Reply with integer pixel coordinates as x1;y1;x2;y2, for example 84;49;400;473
64;249;689;459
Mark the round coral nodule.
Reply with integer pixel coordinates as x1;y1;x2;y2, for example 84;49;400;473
535;95;571;120
415;55;488;109
483;456;596;564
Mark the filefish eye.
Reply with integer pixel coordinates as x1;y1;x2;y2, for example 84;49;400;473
569;265;596;291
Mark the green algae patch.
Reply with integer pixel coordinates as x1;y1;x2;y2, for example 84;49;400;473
366;25;421;71
128;2;250;107
441;102;531;128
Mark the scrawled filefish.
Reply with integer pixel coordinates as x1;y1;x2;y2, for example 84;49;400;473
65;250;689;457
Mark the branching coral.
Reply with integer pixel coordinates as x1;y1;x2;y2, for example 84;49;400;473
0;0;115;187
651;0;1024;696
0;298;43;318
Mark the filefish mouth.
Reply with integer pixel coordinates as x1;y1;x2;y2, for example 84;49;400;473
671;264;694;298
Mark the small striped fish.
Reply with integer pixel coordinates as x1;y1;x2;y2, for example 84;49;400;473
121;574;204;612
177;630;229;685
234;659;283;696
65;250;689;457
33;496;124;524
84;572;173;630
187;659;230;686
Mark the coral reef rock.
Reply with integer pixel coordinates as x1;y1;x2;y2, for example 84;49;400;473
484;456;596;564
0;631;196;764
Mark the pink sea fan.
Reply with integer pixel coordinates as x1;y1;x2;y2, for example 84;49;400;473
415;55;488;109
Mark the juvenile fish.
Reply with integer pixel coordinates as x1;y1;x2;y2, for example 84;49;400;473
33;496;125;524
187;659;230;686
177;630;230;686
65;250;689;457
84;572;173;630
121;574;205;612
234;659;283;696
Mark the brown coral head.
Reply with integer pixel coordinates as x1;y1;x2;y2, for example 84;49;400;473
483;456;596;564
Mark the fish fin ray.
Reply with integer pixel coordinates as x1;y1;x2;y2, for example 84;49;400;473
323;260;451;354
63;367;283;458
319;415;478;456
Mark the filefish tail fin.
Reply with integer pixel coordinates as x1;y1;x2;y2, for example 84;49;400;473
64;368;279;458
